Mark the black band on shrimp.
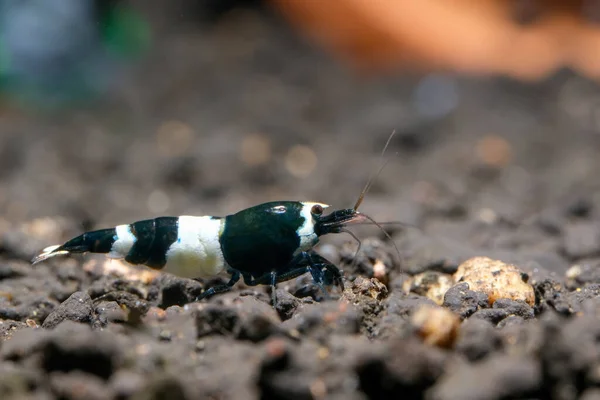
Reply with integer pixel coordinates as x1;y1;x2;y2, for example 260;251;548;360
141;217;179;268
32;217;180;268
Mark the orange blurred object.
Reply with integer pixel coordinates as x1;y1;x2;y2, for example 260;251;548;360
270;0;600;80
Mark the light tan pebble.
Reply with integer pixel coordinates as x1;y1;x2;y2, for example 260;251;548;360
565;264;582;280
373;259;389;285
402;271;455;305
411;304;460;348
25;319;38;328
348;276;388;301
453;256;535;306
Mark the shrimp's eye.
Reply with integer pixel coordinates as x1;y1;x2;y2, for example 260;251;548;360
311;204;324;215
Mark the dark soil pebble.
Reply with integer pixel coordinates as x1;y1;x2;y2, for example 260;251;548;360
1;3;600;400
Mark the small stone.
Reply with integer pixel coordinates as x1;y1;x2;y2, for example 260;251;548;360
273;289;300;321
25;319;38;328
94;301;127;325
349;276;388;301
194;304;240;338
566;284;600;315
403;271;454;305
453;257;535;306
42;291;93;329
533;279;570;314
233;297;281;342
411;305;460;348
442;282;489;319
373;259;389;286
194;297;281;342
281;301;361;338
157;275;203;308
455;319;502;361
565;261;600;289
492;298;534;319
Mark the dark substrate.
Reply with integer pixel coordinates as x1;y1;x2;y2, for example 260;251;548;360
0;3;600;400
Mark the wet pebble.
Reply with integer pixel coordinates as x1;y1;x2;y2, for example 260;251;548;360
42;291;93;329
442;282;489;319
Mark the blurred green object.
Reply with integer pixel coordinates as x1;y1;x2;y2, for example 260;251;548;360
101;4;151;60
0;0;150;109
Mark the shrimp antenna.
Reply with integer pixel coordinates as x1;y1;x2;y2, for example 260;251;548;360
353;130;397;211
360;213;402;262
346;130;402;266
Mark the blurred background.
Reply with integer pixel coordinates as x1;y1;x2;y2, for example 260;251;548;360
2;0;600;267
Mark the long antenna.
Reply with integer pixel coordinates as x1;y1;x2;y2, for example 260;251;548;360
359;213;402;261
353;130;397;211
